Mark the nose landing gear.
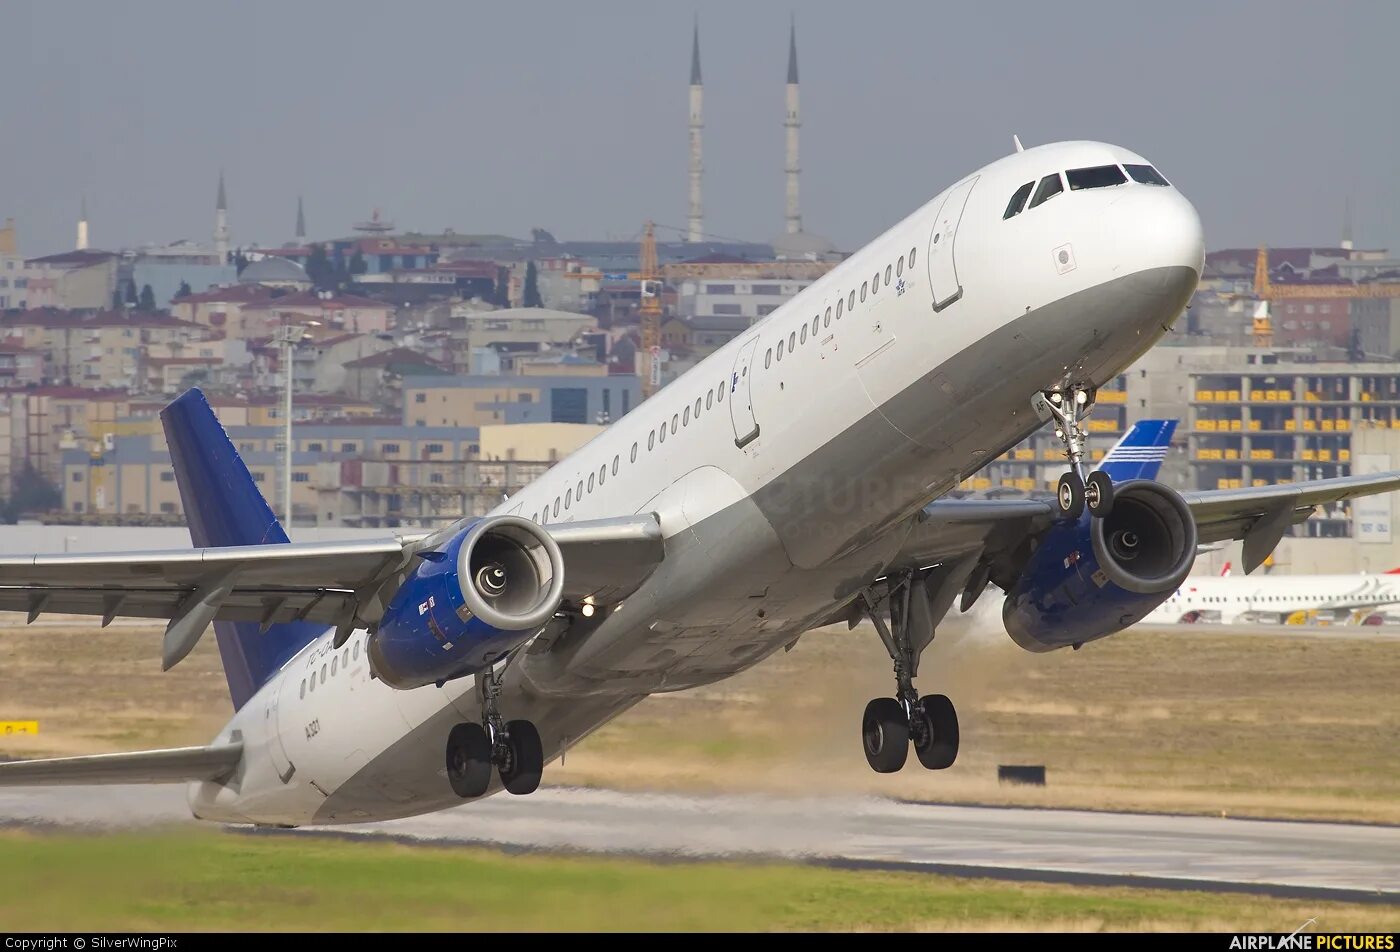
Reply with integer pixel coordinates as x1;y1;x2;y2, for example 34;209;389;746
444;654;545;799
1034;385;1114;520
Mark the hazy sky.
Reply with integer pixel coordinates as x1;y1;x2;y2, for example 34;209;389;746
6;1;1398;257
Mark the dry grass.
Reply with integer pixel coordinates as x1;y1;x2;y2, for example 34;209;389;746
1;616;1396;823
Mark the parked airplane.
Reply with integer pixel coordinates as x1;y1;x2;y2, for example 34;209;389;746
1146;564;1400;624
3;141;1399;828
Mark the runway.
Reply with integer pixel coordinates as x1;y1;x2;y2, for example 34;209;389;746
0;784;1394;903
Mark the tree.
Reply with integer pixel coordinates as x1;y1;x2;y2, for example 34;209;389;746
124;280;138;306
305;244;334;289
112;288;124;309
175;280;193;299
138;283;157;311
348;250;368;276
2;464;63;522
493;275;511;307
523;260;543;308
233;250;250;275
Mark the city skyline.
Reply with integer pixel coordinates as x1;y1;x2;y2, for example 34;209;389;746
4;1;1395;257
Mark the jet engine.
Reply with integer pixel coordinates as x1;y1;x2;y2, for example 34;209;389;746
369;515;565;689
1002;480;1196;651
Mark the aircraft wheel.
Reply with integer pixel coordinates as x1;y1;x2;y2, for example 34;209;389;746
1085;471;1114;518
1057;472;1085;520
913;694;959;770
446;722;492;798
499;719;544;795
862;697;909;773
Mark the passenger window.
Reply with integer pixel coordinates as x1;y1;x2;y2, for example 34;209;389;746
897;256;904;276
765;348;773;368
648;432;655;450
861;281;868;302
1028;173;1064;209
671;414;678;434
885;264;892;283
1003;181;1034;219
1124;163;1170;186
565;488;572;508
777;340;785;360
588;472;595;492
824;307;831;328
788;331;796;351
1066;165;1127;190
695;397;702;417
706;390;713;410
659;423;666;443
353;641;359;661
717;380;724;401
612;455;619;475
577;479;583;499
309;675;315;693
848;290;856;310
800;324;807;344
812;315;820;335
331;656;338;676
631;442;638;462
909;246;917;267
320;664;327;685
599;464;606;485
300;680;306;699
553;497;560;516
836;298;843;319
683;405;690;426
871;272;880;295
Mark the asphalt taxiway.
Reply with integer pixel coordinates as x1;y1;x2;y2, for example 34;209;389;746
0;784;1394;903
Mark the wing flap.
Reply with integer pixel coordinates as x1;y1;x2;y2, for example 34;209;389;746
0;743;243;786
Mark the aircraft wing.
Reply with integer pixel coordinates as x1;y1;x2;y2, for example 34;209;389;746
0;742;242;786
0;515;663;666
895;470;1400;583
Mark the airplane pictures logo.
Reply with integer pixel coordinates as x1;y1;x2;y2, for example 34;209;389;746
1227;925;1394;950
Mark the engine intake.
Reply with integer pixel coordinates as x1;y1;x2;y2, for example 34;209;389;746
369;515;565;689
1003;480;1196;652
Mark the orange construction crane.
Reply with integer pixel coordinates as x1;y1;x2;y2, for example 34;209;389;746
1254;245;1400;301
638;220;663;398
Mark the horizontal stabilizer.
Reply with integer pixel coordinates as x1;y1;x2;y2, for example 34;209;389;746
0;742;242;786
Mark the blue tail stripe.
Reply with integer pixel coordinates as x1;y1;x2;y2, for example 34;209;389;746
160;389;325;710
1099;419;1177;483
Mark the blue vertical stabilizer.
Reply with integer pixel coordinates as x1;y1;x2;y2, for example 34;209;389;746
161;388;324;709
1098;418;1177;483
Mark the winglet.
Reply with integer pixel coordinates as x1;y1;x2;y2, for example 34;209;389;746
1013;134;1025;153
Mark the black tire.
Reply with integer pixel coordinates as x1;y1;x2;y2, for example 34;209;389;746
1085;470;1114;519
913;694;959;770
1056;471;1085;521
445;722;492;798
499;719;544;795
861;697;909;773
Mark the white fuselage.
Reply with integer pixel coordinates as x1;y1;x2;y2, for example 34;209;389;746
1146;573;1400;624
191;141;1205;826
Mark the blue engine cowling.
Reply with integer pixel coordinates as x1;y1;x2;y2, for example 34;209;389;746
1002;480;1197;652
368;515;565;689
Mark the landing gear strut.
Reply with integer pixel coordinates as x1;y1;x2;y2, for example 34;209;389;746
857;574;959;773
1035;385;1114;520
445;655;544;798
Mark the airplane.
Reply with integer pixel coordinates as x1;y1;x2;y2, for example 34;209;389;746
3;140;1400;828
1146;563;1400;625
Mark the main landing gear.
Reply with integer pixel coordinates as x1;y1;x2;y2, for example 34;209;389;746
1034;385;1114;521
857;574;959;774
445;658;544;799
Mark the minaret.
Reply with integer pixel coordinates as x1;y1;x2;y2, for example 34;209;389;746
214;171;230;263
687;20;704;243
784;18;801;236
1341;195;1354;252
76;197;89;251
295;195;307;244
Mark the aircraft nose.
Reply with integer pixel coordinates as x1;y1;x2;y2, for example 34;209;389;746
1108;186;1206;279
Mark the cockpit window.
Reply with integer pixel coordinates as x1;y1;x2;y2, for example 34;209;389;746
1124;164;1171;186
1066;165;1128;190
1028;173;1064;209
1003;181;1034;220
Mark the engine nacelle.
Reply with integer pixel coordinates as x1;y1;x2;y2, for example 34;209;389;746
368;515;564;689
1002;480;1197;652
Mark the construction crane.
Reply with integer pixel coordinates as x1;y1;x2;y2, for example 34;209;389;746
638;221;663;398
1251;246;1400;348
